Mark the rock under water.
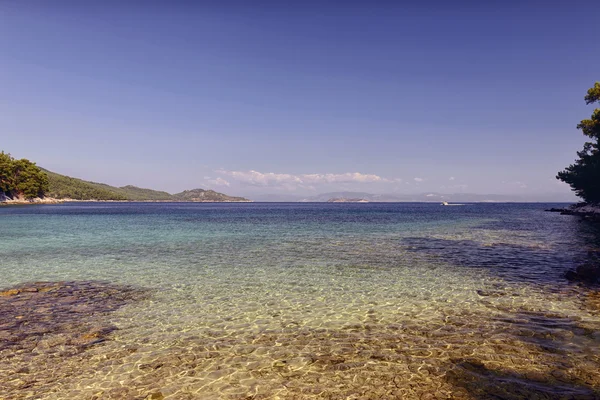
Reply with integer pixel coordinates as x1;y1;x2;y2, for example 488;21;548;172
0;280;147;397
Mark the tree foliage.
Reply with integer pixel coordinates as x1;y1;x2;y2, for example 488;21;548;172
0;152;13;195
0;152;49;199
557;82;600;204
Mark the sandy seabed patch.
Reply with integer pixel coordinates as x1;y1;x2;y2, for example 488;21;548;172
1;280;599;400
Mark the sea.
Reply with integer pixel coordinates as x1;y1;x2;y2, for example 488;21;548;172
1;202;599;399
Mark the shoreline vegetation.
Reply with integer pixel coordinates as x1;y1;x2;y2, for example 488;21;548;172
555;82;600;211
546;82;600;224
0;151;251;204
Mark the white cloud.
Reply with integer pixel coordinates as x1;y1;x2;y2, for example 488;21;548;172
413;177;423;182
449;177;455;181
206;177;230;186
216;170;302;186
217;169;391;188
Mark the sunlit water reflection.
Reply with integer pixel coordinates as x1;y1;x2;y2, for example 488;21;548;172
1;202;599;399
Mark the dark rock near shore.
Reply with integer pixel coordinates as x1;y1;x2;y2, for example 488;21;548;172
0;281;149;397
0;280;148;353
546;204;600;222
565;263;600;285
476;289;507;297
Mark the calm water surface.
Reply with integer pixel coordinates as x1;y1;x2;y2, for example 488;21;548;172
1;202;599;399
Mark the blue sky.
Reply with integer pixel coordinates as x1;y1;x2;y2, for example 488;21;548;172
1;1;598;199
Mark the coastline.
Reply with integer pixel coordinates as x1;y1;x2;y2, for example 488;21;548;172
0;197;254;205
546;203;600;222
0;197;65;205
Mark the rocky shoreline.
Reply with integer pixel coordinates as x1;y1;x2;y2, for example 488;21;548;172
546;203;600;285
0;196;64;205
546;203;600;222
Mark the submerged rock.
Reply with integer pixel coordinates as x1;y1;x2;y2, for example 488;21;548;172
476;289;507;297
0;288;21;296
587;291;600;312
0;281;147;353
0;281;148;398
565;262;600;285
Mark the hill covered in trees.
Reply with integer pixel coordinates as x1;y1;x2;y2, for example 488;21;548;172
1;152;250;202
43;170;250;202
172;189;249;202
44;171;175;201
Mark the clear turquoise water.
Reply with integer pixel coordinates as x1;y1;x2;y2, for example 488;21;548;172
1;202;599;399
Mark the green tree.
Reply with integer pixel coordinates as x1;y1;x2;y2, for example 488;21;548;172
12;159;49;199
557;82;600;204
0;152;49;199
0;151;14;195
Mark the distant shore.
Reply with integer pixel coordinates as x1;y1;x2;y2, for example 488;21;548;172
0;197;253;205
0;197;65;205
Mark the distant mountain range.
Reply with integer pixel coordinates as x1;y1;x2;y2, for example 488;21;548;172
43;170;250;202
249;191;576;203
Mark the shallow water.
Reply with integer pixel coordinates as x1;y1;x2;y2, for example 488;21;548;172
1;202;599;399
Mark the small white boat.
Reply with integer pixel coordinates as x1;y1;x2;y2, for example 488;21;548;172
441;201;466;206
